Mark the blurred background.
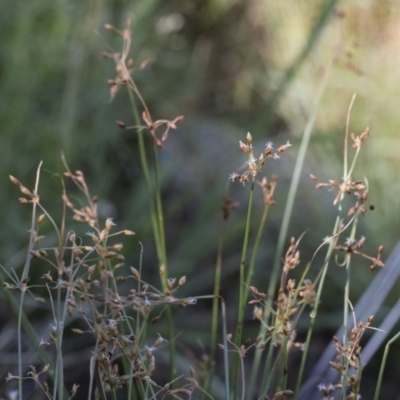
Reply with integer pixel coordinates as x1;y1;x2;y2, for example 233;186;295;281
1;0;400;398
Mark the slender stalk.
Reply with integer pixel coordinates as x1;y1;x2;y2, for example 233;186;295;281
127;86;176;385
0;267;70;398
339;217;359;399
187;294;230;399
209;217;228;391
220;299;230;400
245;201;270;294
253;48;334;400
152;146;168;277
293;217;340;397
343;94;357;179
17;162;42;397
241;199;271;397
342;217;359;344
127;89;162;265
232;178;255;399
55;199;68;400
374;331;400;400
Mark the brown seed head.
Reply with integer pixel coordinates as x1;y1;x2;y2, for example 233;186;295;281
9;175;21;186
246;132;253;144
116;120;126;129
239;140;251;154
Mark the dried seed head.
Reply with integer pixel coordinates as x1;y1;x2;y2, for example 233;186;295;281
3;282;17;290
356;236;366;248
167;278;176;290
239;175;249;185
250;286;259;294
71;384;79;396
37;214;46;224
105;218;115;231
360;126;370;141
140;60;149;70
178;276;186;286
130;266;140;279
239;141;251;154
116;120;126;129
9;175;21;186
253;306;263;320
42;271;53;282
246;132;253;144
19;186;32;196
30;250;43;258
153;333;166;348
35;297;46;304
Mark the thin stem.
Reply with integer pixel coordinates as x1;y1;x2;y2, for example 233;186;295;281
127;89;163;265
208;217;228;395
245;201;270;293
245;206;270;398
186;294;230;399
374;331;400;400
18;162;42;397
293;216;340;397
343;93;357;179
127;86;176;386
254;47;334;400
152;145;168;282
339;216;358;398
232;178;255;400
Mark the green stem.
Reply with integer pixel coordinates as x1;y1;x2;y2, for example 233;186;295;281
127;87;175;385
243;204;270;398
152;145;168;284
339;216;358;398
209;218;228;391
245;202;270;293
127;89;163;265
253;47;334;400
293;217;340;397
232;178;255;400
17;162;42;397
374;331;400;400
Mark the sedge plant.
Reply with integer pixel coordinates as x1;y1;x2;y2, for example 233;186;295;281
1;17;393;400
